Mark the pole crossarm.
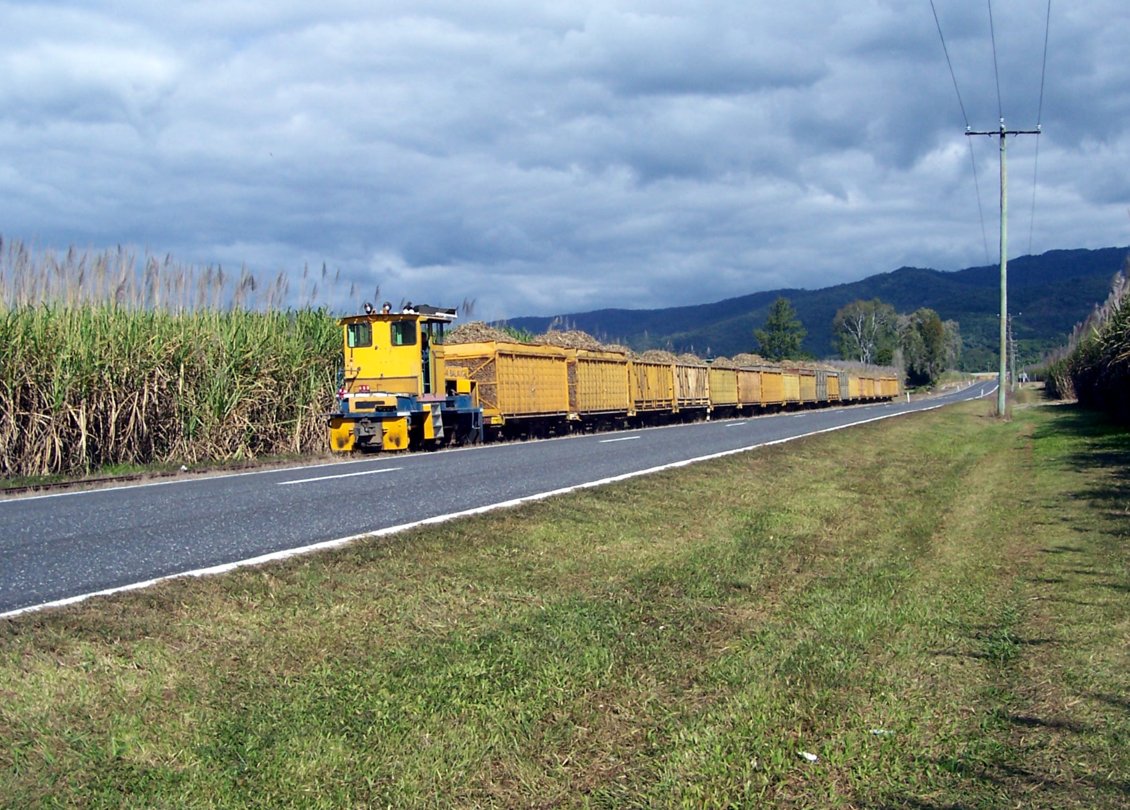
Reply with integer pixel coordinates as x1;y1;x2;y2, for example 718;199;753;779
967;127;1042;137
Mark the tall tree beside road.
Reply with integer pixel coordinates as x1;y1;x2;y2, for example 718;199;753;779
900;308;951;386
754;297;807;360
833;298;898;365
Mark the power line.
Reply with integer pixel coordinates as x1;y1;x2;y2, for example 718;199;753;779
930;0;992;262
988;0;1004;120
968;142;992;263
1028;0;1053;255
1034;0;1052;123
929;0;971;128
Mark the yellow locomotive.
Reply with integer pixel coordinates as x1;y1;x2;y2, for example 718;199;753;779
327;304;900;453
327;305;483;452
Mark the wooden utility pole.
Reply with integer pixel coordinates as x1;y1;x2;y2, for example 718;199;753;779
967;119;1040;417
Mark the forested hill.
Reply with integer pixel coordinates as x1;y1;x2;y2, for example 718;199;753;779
503;246;1129;370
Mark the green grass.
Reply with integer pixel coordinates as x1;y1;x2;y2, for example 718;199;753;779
1;401;1127;807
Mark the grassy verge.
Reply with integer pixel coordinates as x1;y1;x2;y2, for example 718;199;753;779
1;401;1127;807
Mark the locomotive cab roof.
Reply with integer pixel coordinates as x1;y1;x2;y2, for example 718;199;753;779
340;304;458;324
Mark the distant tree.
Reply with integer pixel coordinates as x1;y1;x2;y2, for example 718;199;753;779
942;319;962;370
900;307;949;386
833;298;898;365
755;297;807;360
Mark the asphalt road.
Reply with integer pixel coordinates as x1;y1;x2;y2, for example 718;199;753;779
0;384;990;616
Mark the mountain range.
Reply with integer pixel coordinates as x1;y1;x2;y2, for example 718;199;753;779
503;247;1130;370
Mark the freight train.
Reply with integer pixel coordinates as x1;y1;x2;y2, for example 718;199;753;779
327;305;900;453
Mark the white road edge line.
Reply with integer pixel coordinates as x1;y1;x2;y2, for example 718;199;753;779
0;398;965;620
599;436;640;443
279;467;402;485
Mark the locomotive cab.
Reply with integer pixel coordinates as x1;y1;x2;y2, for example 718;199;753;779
328;305;482;452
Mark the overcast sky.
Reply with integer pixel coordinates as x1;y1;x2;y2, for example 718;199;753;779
2;1;1127;320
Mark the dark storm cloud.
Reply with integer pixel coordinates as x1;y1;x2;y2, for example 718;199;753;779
0;1;1127;320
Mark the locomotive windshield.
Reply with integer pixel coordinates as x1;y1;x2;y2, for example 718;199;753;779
391;320;417;346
